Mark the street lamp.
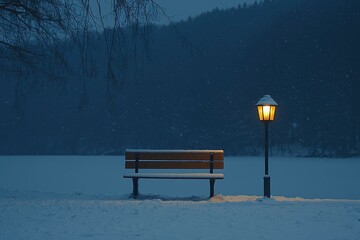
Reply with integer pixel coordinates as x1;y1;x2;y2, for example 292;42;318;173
256;95;278;198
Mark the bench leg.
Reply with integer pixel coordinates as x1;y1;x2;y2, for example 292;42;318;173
132;178;139;198
210;179;215;198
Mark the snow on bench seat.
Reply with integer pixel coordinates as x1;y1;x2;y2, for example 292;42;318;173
125;149;224;153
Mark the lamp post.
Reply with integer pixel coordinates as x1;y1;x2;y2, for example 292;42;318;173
256;95;278;198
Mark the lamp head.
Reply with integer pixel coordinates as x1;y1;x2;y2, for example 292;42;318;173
256;95;278;121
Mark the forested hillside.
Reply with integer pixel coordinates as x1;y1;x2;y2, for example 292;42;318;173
1;0;359;156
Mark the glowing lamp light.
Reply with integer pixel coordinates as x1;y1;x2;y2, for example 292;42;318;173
256;95;278;121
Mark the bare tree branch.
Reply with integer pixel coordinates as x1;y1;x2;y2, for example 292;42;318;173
0;0;197;109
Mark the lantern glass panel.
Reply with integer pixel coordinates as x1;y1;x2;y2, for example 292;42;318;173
257;106;263;120
270;106;276;120
263;105;271;120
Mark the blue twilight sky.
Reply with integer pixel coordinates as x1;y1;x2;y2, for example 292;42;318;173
92;0;256;26
155;0;256;22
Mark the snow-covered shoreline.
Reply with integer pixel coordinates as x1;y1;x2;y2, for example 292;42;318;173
1;189;360;240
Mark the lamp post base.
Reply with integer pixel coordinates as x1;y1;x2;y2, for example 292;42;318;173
264;175;271;198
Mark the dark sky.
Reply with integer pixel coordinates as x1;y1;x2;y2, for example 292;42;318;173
92;0;255;25
156;0;256;22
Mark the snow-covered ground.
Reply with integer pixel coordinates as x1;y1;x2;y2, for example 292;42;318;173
1;156;360;239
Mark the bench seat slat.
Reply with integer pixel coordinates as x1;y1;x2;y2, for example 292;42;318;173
125;151;224;161
125;161;224;169
123;173;224;179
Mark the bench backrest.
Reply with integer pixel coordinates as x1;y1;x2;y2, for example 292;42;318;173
125;149;224;172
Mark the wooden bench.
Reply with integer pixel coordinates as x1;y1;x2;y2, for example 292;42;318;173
123;149;224;198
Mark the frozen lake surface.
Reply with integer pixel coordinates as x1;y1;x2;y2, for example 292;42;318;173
0;155;359;199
